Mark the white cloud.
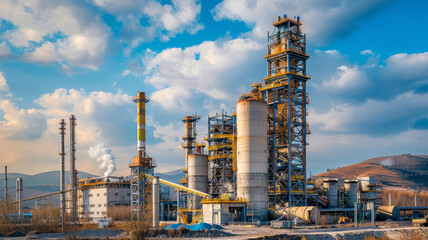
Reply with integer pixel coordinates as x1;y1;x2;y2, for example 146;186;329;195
92;0;203;48
213;0;389;45
320;65;373;97
360;49;374;55
144;38;263;111
0;42;11;56
383;52;428;81
310;92;428;136
0;0;110;70
0;72;10;93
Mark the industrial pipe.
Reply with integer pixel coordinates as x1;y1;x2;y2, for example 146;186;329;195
59;119;66;229
16;178;23;215
270;206;320;224
152;176;160;227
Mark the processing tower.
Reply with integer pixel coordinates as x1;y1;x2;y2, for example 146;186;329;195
260;15;310;207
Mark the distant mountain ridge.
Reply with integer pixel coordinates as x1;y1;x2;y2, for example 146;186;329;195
314;154;428;189
0;171;98;201
0;169;185;203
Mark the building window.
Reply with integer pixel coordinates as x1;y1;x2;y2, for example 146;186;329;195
97;193;100;197
104;193;106;196
104;204;107;207
98;204;102;207
115;193;119;196
90;204;95;208
97;212;99;215
89;194;93;197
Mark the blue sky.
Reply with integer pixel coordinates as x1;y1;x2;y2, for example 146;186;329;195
0;0;427;177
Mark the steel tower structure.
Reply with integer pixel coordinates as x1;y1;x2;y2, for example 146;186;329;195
129;92;156;222
205;111;236;197
259;15;310;207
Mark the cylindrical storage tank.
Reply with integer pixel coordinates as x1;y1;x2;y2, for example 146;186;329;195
324;179;338;208
270;206;320;225
344;180;358;208
376;206;400;221
187;153;208;210
236;99;268;221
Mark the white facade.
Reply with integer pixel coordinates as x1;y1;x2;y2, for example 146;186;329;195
65;177;130;221
78;186;130;220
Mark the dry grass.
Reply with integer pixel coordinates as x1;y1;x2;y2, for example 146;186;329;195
0;199;62;235
108;205;131;222
382;189;428;206
126;221;150;240
363;235;389;240
30;203;61;232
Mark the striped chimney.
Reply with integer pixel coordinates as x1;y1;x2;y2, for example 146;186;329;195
133;92;150;158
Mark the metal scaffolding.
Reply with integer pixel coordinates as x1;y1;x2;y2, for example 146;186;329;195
259;15;310;207
205;111;236;197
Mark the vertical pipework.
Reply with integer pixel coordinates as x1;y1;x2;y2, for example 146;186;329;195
59;119;66;228
69;114;77;221
133;92;149;158
152;176;160;227
16;178;23;215
4;166;7;201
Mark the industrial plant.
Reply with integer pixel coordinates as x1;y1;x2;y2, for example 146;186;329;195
2;14;427;238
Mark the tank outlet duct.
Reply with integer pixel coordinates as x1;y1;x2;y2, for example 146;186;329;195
16;178;23;215
270;206;320;224
236;99;268;221
344;179;358;208
323;179;338;208
377;206;400;221
187;153;208;210
152;176;160;227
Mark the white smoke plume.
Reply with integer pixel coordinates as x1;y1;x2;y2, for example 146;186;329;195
380;158;393;166
88;140;116;176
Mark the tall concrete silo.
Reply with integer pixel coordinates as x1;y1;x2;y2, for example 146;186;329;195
187;153;208;210
344;179;358;208
323;178;338;208
236;98;268;221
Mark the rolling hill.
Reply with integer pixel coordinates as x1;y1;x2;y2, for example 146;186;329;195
314;154;428;189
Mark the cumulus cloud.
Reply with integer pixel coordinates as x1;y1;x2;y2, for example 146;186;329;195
360;49;374;55
0;0;110;70
144;38;263;111
92;0;203;48
213;0;389;45
310;91;428;136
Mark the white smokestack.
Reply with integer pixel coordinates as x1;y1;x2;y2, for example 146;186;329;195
88;140;116;176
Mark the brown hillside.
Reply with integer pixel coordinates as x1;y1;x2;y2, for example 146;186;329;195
314;154;428;188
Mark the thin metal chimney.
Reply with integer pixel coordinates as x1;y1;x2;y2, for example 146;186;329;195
69;114;77;222
4;166;7;201
16;178;23;215
59;119;66;228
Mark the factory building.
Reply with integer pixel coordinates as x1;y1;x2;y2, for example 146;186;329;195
66;177;130;221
